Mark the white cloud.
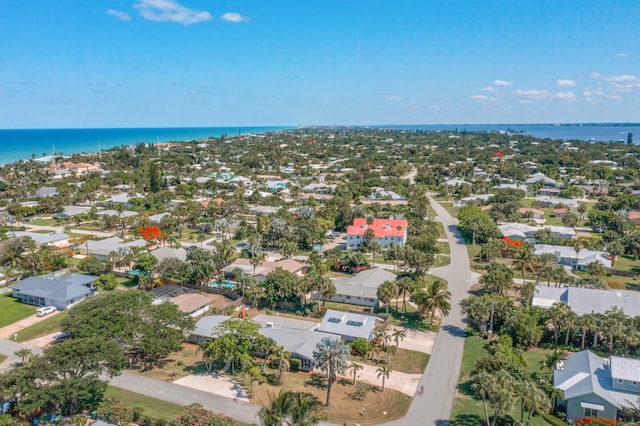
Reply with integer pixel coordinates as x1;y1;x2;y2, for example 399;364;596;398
134;0;212;25
557;79;575;87
107;9;132;21
603;74;637;83
221;12;249;23
385;96;402;101
590;72;601;79
617;52;629;57
552;92;577;102
513;89;549;102
481;86;497;92
494;80;513;86
470;95;497;102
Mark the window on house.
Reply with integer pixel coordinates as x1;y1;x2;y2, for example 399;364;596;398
633;381;638;386
617;379;624;384
345;296;351;299
584;408;599;417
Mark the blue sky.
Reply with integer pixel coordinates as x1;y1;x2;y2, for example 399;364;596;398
1;1;639;128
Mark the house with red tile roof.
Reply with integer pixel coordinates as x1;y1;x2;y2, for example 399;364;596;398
346;218;407;250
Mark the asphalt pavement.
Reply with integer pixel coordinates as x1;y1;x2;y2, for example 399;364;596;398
380;195;477;426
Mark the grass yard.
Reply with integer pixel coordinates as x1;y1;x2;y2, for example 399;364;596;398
249;369;412;426
389;308;438;332
0;294;36;328
450;331;551;426
357;348;429;374
319;300;372;313
434;254;451;267
15;311;67;342
104;386;186;422
0;354;6;364
437;241;451;254
135;343;206;381
27;218;63;226
610;255;640;274
432;221;447;240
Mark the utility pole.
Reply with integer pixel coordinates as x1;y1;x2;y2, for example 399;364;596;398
488;301;495;341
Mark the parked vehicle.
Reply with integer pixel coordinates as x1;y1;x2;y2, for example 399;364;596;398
36;306;56;317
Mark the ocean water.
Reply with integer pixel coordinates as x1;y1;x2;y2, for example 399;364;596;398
373;123;640;143
0;126;293;164
0;123;638;165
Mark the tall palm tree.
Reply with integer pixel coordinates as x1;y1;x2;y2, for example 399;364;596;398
313;338;351;407
376;280;398;315
392;328;406;350
287;392;326;426
396;277;413;313
349;362;364;385
546;302;570;345
259;390;292;426
376;365;392;392
268;346;291;384
412;279;452;326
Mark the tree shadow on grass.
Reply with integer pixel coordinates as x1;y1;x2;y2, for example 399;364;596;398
445;414;484;426
304;373;327;390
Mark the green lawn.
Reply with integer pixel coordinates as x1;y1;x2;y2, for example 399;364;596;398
0;354;6;364
450;332;552;426
15;311;67;342
388;307;439;332
358;348;429;374
104;386;186;421
610;255;640;274
0;294;36;328
434;254;451;267
437;241;451;255
27;218;64;226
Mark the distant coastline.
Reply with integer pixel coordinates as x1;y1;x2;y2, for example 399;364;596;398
0;123;637;165
0;126;294;165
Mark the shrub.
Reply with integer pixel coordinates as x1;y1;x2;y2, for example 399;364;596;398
542;414;569;426
174;403;238;426
97;396;134;426
290;358;302;372
352;382;372;400
350;338;372;356
132;406;145;422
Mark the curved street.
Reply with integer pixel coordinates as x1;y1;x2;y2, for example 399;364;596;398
381;195;478;426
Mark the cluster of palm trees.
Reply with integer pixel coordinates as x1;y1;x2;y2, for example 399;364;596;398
376;276;452;326
258;390;326;426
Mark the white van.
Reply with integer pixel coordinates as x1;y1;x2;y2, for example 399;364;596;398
36;306;56;317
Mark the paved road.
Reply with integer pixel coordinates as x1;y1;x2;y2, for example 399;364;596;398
381;195;477;426
110;372;262;425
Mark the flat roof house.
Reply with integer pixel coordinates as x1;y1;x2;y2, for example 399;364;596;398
11;273;97;310
7;231;71;248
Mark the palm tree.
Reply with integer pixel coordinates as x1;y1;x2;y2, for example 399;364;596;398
470;370;495;426
259;390;292;426
392;328;406;350
396;277;413;313
546;302;570;345
376;365;392;392
412;279;452;326
14;348;32;364
577;314;595;350
321;281;336;307
376;280;398;315
287;392;326;426
242;364;265;398
313;338;351;407
349;362;363;385
268;346;291;384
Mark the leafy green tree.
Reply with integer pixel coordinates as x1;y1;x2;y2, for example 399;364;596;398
313;338;351;407
479;262;513;294
288;392;326;426
94;273;119;291
268;346;291;384
78;255;111;275
62;291;193;367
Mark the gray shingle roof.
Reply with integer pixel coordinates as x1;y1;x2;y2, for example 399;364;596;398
190;315;231;339
332;268;396;300
259;326;339;360
11;273;96;303
252;314;318;331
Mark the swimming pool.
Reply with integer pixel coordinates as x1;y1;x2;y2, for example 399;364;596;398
208;281;237;289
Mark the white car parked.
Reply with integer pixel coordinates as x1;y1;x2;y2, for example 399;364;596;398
36;306;56;317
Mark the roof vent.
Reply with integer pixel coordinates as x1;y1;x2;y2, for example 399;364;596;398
266;322;274;328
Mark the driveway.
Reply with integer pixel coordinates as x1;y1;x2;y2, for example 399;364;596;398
346;363;421;396
173;373;249;401
0;310;60;339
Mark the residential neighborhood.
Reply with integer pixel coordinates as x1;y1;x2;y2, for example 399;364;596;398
0;127;640;426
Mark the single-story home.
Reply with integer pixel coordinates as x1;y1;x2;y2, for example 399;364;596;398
518;208;545;220
84;236;147;261
526;173;557;187
7;231;71;248
11;273;97;310
499;223;575;241
555;350;640;421
453;194;494;207
170;293;211;317
316;309;382;342
533;244;611;271
534;196;579;210
53;205;92;219
188;315;231;344
221;258;305;281
151;247;187;263
532;285;640;316
314;268;396;308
